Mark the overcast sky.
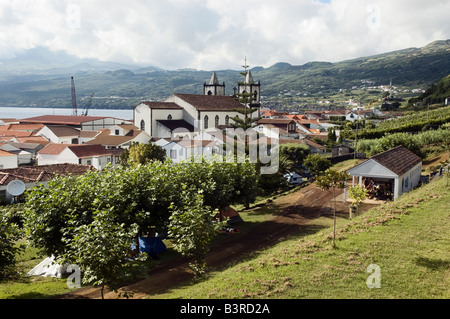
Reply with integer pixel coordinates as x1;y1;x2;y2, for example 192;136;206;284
1;0;449;70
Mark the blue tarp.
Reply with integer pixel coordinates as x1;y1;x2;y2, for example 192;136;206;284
137;236;167;255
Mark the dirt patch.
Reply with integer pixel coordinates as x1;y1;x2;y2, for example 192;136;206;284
58;183;355;299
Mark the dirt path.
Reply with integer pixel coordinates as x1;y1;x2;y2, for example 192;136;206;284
58;183;352;299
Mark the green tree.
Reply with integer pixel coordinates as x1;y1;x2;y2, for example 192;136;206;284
348;184;368;217
230;60;260;130
63;210;147;299
316;169;349;247
303;154;332;176
121;143;166;166
24;158;261;288
168;187;222;276
279;143;310;166
0;206;24;279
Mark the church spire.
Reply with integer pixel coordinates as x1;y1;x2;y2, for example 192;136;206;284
204;71;225;96
209;71;219;85
245;70;255;85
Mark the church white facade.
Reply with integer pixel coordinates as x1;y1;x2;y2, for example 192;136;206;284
133;71;261;139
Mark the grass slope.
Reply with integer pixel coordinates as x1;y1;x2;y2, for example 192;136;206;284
151;177;450;299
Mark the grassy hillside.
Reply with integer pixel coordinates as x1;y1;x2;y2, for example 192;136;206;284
407;74;450;107
150;177;450;299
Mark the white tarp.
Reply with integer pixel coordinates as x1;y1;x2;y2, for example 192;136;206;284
26;256;68;279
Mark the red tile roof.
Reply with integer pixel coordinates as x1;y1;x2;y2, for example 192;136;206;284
44;125;82;137
141;102;182;109
0;163;95;185
174;94;244;111
38;143;112;158
0;149;17;157
38;143;68;155
0;130;34;137
20;115;107;125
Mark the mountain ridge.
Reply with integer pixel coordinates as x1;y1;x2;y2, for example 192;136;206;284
0;40;449;109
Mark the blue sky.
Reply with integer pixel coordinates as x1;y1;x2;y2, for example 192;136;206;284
0;0;449;70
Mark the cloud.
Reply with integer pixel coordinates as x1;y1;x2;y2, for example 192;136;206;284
0;0;449;70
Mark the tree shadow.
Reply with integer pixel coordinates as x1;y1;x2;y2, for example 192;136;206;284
415;256;450;271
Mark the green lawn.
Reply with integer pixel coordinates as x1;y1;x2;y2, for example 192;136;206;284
150;177;450;299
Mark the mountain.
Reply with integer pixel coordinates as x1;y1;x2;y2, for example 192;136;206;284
0;40;449;109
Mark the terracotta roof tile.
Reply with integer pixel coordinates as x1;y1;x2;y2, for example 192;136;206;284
67;144;112;158
0;149;17;157
38;143;68;155
20;115;107;125
140;102;182;109
45;125;82;137
174;94;243;111
0;163;95;185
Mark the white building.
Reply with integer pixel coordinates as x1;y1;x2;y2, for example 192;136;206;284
85;124;151;149
347;146;422;200
35;125;86;144
20;115;133;131
134;72;261;139
37;144;115;170
0;150;18;169
162;139;224;163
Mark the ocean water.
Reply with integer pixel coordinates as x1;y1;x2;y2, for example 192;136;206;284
0;107;133;121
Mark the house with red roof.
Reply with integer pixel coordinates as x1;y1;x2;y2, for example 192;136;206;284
0;149;18;169
19;115;132;131
37;144;115;170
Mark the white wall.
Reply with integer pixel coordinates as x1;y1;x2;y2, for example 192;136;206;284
0;153;18;169
37;148;78;166
134;103;152;136
398;162;422;198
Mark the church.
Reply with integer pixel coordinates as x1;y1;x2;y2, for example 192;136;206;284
133;70;261;139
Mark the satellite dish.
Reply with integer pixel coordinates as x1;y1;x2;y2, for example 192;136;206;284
6;180;26;197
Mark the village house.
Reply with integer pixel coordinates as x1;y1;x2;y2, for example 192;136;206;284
85;124;151;149
34;125;97;144
36;143;116;170
162;139;223;163
347;146;422;201
0;143;33;166
256;118;298;139
19;115;133;131
0;149;18;169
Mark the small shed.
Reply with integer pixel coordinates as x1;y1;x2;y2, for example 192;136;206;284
347;146;422;200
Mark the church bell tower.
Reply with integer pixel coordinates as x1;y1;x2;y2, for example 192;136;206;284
237;58;261;107
203;71;225;96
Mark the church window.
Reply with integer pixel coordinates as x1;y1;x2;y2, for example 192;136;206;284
140;120;145;131
207;90;212;95
167;114;172;120
204;115;209;129
225;115;229;125
215;115;219;127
